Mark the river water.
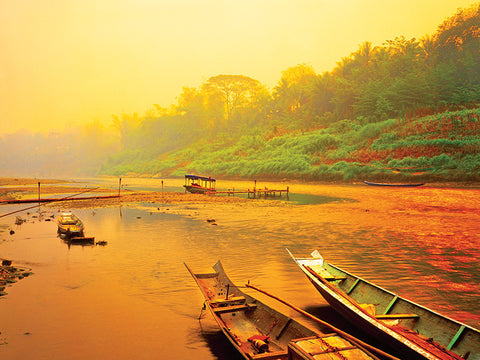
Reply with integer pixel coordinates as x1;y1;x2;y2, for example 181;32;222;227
0;179;479;359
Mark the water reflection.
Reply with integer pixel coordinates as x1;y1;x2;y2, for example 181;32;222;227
72;177;354;205
1;181;479;359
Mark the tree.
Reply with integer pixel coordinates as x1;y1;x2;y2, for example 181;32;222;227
176;87;208;128
202;75;262;126
431;4;480;105
112;112;141;149
273;64;317;127
311;72;335;116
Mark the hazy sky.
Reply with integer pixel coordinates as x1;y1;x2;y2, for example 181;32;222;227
0;0;477;134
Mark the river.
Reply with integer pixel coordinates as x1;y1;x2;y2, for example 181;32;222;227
0;178;479;359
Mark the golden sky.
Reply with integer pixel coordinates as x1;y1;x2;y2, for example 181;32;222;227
0;0;477;134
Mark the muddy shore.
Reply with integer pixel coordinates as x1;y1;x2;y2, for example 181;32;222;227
0;177;278;286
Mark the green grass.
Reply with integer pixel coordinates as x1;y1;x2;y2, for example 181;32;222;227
100;108;480;183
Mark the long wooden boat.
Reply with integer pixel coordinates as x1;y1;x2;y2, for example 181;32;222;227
183;174;216;194
57;212;84;237
185;261;380;360
362;180;425;187
287;249;480;360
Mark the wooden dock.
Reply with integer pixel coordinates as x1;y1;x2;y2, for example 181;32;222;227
214;186;289;199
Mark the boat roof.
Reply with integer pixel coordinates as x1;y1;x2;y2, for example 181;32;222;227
185;174;216;182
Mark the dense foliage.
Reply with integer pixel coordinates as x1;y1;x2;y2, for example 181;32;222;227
102;109;480;182
97;4;480;182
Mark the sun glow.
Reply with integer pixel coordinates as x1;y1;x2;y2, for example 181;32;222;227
0;0;477;134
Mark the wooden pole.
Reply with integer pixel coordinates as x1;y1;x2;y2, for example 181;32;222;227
38;182;41;204
118;177;122;196
245;283;400;360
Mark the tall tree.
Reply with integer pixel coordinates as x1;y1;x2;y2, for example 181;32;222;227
273;64;317;127
202;75;262;126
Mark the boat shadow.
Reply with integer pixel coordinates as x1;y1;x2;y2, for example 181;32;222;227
57;233;96;248
196;320;244;360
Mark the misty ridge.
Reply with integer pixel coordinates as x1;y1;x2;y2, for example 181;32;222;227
1;4;479;181
0;123;119;178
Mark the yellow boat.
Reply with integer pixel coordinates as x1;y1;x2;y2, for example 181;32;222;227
57;212;84;237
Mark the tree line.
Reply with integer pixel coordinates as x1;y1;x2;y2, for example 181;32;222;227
102;4;480;175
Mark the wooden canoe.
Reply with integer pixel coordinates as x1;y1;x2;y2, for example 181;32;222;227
362;180;425;187
287;249;480;360
185;261;380;360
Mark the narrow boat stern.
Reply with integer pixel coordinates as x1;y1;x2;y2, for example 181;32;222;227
289;335;376;360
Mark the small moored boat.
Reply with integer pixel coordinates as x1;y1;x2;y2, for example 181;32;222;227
57;212;84;237
287;249;480;360
183;174;216;194
362;180;425;187
185;261;380;360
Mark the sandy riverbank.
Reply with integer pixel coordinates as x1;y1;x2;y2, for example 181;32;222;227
0;177;254;207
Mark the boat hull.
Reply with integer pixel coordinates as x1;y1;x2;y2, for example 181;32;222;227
57;227;84;237
362;180;424;187
183;184;215;194
288;249;480;360
57;212;84;237
305;275;430;360
185;261;378;360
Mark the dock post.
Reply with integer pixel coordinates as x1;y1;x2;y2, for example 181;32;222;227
38;182;40;204
118;178;122;196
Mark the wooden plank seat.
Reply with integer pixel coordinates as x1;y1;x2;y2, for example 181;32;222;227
209;296;246;305
212;303;257;314
249;350;288;360
324;276;347;281
376;313;419;320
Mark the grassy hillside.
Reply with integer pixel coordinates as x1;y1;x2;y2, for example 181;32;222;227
101;108;480;183
97;5;480;183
